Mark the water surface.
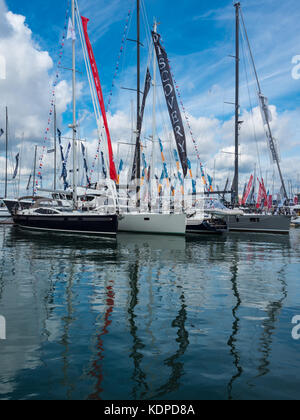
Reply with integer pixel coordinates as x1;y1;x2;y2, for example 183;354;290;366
0;226;300;400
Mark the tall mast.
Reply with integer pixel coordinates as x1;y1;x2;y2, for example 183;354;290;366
54;104;57;191
233;2;240;205
136;0;141;209
150;20;158;212
5;106;8;198
72;0;77;207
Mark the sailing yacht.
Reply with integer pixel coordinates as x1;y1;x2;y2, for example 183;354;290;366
117;3;186;236
11;0;118;237
224;3;290;234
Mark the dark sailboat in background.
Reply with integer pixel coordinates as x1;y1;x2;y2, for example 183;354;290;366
223;2;291;234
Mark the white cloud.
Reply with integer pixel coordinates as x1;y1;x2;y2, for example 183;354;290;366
0;1;73;195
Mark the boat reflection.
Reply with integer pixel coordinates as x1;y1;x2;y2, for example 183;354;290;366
0;226;296;400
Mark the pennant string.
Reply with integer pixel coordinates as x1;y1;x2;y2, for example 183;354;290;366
35;1;70;194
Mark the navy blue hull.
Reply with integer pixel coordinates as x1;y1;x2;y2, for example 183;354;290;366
13;214;118;237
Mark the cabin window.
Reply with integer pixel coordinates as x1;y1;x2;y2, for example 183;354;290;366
144;218;150;221
250;218;260;223
34;208;59;215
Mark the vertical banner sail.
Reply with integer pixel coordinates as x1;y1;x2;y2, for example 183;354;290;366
81;16;117;182
131;68;152;181
242;174;253;205
152;31;188;177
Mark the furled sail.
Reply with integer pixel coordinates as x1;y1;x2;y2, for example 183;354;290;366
81;16;118;183
131;68;152;181
152;31;188;177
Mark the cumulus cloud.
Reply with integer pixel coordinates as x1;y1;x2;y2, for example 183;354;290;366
0;0;74;195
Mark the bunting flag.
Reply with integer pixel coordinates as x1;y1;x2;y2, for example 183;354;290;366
242;174;253;205
158;138;169;186
12;153;20;180
117;159;124;185
141;151;148;186
207;174;214;193
36;2;70;193
152;31;188;177
81;16;117;183
131;67;152;181
173;149;184;195
0;128;4;137
67;17;76;41
81;143;90;187
187;159;196;195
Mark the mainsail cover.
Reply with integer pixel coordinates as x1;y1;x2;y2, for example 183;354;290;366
152;31;188;177
131;68;152;181
81;16;118;183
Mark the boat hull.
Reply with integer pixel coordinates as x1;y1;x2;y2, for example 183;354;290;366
4;199;32;215
226;214;291;234
118;213;186;236
0;210;11;219
186;219;227;235
292;217;300;226
12;214;118;237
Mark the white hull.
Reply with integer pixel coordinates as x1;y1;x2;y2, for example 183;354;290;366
0;209;10;219
292;217;300;226
118;213;186;236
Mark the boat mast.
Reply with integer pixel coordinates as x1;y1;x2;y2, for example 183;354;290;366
136;0;141;209
71;0;77;208
150;19;158;212
232;2;240;205
5;106;8;198
54;104;57;191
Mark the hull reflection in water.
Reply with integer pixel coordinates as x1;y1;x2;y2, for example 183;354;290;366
0;226;300;400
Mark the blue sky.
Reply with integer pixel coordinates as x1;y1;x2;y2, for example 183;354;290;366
1;0;300;195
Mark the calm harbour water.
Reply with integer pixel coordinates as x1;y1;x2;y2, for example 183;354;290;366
0;225;300;400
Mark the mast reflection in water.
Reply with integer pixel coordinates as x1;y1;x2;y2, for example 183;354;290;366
0;227;300;400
